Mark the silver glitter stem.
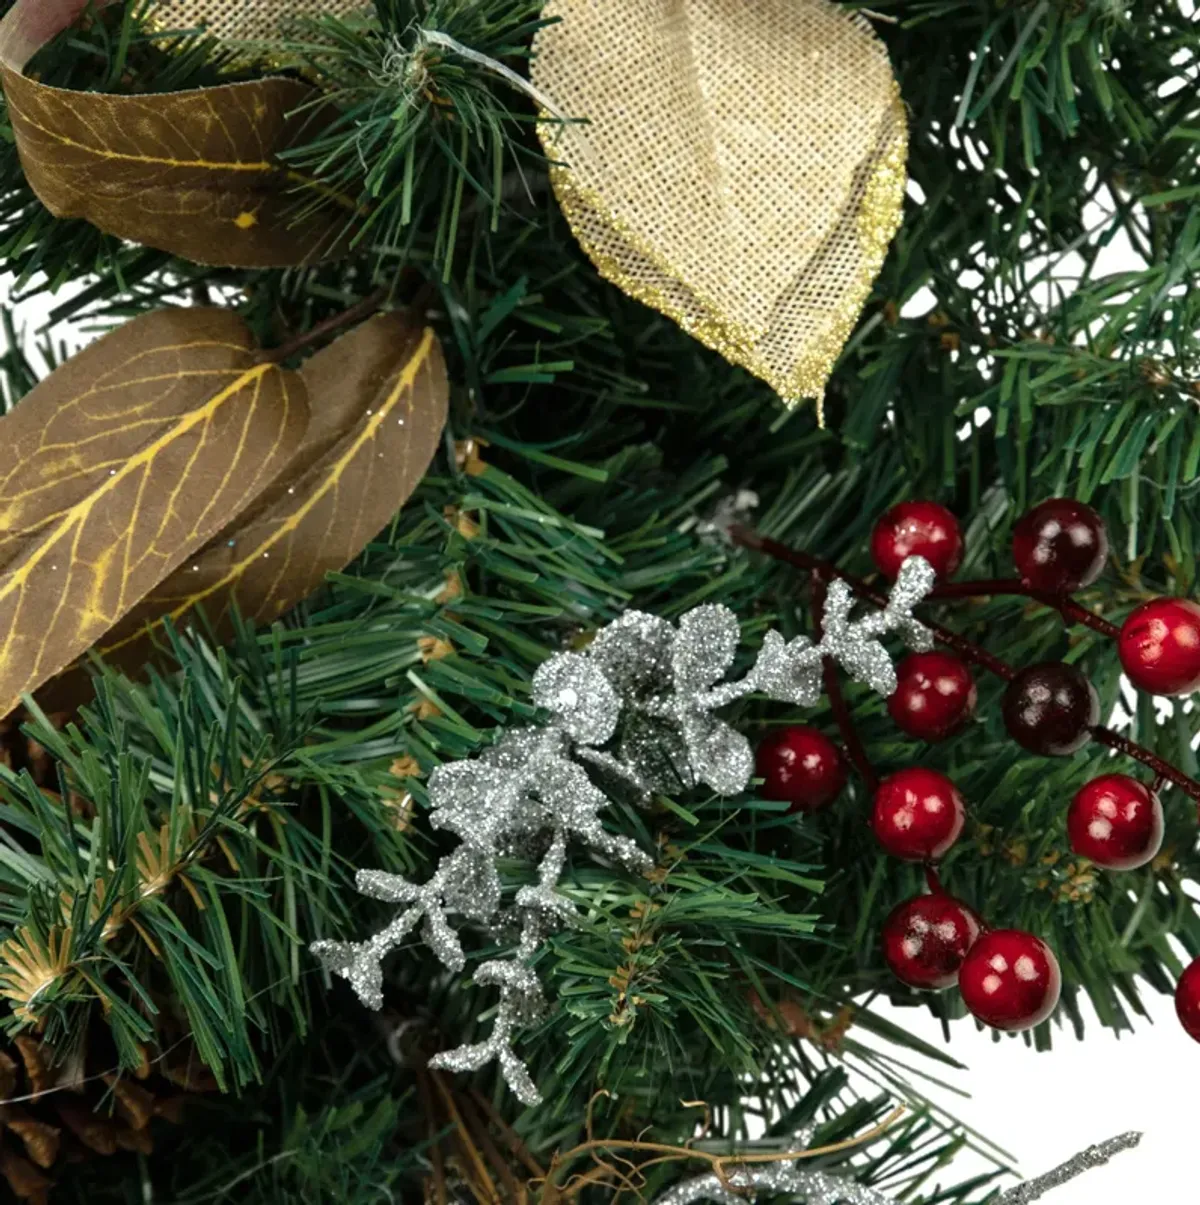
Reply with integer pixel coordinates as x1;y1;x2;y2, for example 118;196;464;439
994;1131;1142;1204
650;1131;1142;1205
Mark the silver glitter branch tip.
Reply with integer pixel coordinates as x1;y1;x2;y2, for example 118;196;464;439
313;563;934;1103
650;1130;1143;1205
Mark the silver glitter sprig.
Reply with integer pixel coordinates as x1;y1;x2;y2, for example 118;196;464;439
313;565;934;1104
650;1130;1142;1205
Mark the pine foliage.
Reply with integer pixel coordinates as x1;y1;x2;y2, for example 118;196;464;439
0;0;1195;1199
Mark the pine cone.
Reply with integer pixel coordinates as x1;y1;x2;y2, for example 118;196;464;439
0;1032;205;1202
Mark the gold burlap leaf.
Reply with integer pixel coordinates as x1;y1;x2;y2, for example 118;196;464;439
532;0;908;406
149;0;369;42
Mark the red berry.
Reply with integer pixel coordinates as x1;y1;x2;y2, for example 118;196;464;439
1002;662;1098;757
958;929;1062;1031
756;726;846;813
888;652;977;741
1176;957;1200;1043
871;768;966;861
1067;774;1164;871
871;501;963;581
1119;598;1200;697
1012;499;1108;594
882;892;982;990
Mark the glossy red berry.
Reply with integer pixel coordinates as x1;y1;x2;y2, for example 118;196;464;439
1118;598;1200;697
882;893;983;990
1176;957;1200;1043
1012;499;1108;594
1002;662;1099;757
888;652;977;741
1067;774;1164;871
871;768;966;861
756;726;846;813
958;929;1062;1031
871;501;963;581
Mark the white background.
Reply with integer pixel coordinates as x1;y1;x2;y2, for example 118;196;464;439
868;992;1183;1200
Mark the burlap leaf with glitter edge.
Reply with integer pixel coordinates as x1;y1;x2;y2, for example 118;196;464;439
531;0;908;408
148;0;370;43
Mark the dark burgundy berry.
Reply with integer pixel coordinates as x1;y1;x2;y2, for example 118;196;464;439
1002;662;1099;757
888;652;976;741
882;892;982;990
871;768;966;861
959;929;1062;1031
1119;598;1200;697
871;501;963;581
1067;774;1164;871
1013;499;1108;594
755;726;846;813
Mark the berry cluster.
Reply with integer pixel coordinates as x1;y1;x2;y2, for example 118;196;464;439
752;497;1200;1037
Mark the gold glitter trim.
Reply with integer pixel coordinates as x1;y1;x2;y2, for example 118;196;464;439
532;0;909;416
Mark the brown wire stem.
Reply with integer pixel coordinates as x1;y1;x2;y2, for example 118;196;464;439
256;285;392;365
929;578;1122;640
730;525;1200;805
1089;726;1200;803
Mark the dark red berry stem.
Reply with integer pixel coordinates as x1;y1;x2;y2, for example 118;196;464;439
924;864;944;894
731;524;1200;806
1088;727;1200;804
928;578;1122;640
813;573;879;793
732;526;1016;682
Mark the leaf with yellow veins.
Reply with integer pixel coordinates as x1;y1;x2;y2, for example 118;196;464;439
0;307;309;718
0;0;354;268
96;314;448;664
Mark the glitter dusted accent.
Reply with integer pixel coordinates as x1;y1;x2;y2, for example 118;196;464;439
532;0;908;412
313;564;932;1104
651;1131;1141;1205
994;1132;1141;1204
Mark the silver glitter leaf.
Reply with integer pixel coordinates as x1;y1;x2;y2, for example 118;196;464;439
587;608;676;698
673;604;740;692
682;713;754;796
533;652;620;744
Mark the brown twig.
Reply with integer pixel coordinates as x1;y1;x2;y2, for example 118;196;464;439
929;578;1122;640
731;525;1200;804
256;286;391;365
538;1106;907;1198
813;573;879;792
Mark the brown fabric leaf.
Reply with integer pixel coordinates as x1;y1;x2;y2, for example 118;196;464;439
0;0;352;268
97;315;447;663
0;308;308;718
